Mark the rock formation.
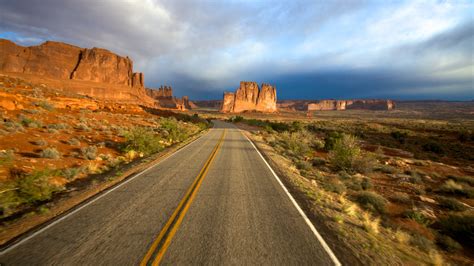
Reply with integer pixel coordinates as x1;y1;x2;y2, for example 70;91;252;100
0;39;155;106
307;99;395;111
145;86;192;110
220;81;277;113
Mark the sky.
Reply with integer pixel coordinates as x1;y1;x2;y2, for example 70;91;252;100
0;0;472;100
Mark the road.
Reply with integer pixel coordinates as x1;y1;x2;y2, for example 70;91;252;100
0;121;339;265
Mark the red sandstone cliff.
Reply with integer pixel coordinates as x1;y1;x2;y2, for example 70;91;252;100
0;39;155;106
307;99;395;111
220;81;277;113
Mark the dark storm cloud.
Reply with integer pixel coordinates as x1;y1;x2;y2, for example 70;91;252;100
0;0;472;99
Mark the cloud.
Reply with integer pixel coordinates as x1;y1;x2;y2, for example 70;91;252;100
0;0;472;99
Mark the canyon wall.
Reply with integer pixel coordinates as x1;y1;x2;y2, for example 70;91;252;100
307;99;395;111
0;39;155;105
220;81;277;113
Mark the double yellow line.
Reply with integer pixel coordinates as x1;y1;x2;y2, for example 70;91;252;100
140;129;227;266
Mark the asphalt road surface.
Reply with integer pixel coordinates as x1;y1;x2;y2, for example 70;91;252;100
0;121;339;265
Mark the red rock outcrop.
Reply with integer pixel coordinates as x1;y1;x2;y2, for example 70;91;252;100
220;81;277;113
145;86;191;110
256;83;277;112
0;39;155;106
307;99;395;111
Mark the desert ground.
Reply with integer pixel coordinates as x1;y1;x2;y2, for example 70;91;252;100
189;102;474;265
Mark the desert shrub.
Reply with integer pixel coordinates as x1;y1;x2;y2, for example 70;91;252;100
66;137;80;146
394;230;411;244
76;123;91;131
20;116;42;128
47;123;68;130
447;175;474;186
422;141;443;154
40;147;61;159
0;180;22;217
328;134;360;171
436;234;462;252
278;131;311;157
378;165;398;174
404;209;432;226
337;171;352;180
328;134;376;174
323;179;346;194
389;192;411;204
62;167;82;180
437;196;467;211
160;117;188;142
4;121;25;132
355;191;387;214
438;214;474;245
390;131;408;144
324;131;343;151
438;180;474;198
32;139;47;146
34;101;54;111
17;169;61;203
47;128;59;134
311;157;326;167
122;127;163;155
361;178;372;190
295;160;312;171
0;150;14;165
81;146;98;160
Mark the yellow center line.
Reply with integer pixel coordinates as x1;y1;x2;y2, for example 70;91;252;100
140;129;227;266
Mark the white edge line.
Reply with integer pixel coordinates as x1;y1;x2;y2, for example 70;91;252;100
241;130;342;266
0;130;209;255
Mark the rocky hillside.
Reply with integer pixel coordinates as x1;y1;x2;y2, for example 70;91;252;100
220;81;277;113
278;99;395;111
0;39;155;106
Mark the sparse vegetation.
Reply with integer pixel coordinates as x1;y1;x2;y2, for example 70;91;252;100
355;191;387;214
436;196;467;211
34;100;54;111
122;127;163;155
81;146;98;160
39;147;61;159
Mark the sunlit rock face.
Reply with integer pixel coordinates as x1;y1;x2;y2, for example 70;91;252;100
0;39;156;106
220;81;277;113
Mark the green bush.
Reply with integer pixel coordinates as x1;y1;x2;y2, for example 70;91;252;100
47;123;68;130
17;169;61;203
122;127;163;155
328;134;375;173
279;131;311;157
437;196;467;211
160;117;188;142
20;116;42;128
410;233;434;252
40;147;61;159
324;131;343;151
355;191;387;214
438;214;474;245
295;160;312;171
